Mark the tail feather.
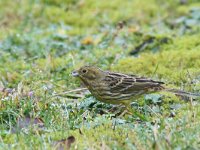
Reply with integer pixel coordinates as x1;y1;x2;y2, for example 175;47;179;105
164;88;200;99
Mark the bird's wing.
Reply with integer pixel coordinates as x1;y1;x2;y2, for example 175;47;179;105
105;72;164;95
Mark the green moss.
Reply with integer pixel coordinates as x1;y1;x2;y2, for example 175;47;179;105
113;34;200;87
1;0;200;149
164;34;200;51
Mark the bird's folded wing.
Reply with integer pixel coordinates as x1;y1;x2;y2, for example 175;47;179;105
106;73;164;94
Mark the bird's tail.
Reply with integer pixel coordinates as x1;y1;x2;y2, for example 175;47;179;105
164;88;200;100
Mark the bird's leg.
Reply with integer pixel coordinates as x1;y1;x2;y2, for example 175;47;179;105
123;102;148;121
117;102;133;117
107;103;132;117
107;102;148;121
107;104;125;113
118;109;132;117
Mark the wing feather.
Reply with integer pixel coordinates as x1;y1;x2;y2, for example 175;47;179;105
105;72;164;96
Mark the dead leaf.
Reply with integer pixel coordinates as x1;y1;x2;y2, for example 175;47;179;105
12;117;44;133
53;136;75;150
81;36;94;45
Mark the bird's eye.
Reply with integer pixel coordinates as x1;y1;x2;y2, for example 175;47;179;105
82;69;87;73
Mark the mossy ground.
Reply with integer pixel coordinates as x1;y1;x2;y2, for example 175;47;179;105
0;0;200;149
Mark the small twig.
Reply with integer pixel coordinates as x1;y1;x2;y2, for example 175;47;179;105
52;88;88;97
56;93;84;99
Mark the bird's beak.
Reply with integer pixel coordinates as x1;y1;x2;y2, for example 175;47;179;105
72;70;79;77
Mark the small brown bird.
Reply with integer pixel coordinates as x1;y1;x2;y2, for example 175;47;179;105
72;66;199;105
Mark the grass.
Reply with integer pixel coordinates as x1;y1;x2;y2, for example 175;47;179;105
0;0;200;149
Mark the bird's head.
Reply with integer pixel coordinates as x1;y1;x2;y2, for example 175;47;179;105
72;66;104;82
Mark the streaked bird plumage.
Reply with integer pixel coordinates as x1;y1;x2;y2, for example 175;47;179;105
72;66;200;104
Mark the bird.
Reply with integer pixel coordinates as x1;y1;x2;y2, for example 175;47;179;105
72;66;200;106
